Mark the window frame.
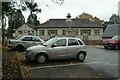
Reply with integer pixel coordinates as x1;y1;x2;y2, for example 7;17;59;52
94;29;100;35
39;30;44;36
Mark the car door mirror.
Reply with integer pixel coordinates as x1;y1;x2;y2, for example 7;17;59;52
51;43;57;47
40;42;44;45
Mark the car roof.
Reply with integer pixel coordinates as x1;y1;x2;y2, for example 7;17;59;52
53;37;80;40
22;35;39;37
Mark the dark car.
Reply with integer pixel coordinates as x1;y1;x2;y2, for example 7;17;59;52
103;35;120;50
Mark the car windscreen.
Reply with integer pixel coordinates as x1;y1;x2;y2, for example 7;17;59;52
15;35;22;40
43;38;57;46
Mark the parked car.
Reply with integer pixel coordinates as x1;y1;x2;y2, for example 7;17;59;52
8;35;44;52
103;35;120;50
25;37;87;64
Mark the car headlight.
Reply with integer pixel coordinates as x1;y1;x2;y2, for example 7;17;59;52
25;50;33;54
29;50;33;54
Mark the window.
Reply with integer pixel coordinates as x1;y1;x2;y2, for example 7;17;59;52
18;31;22;34
32;37;40;42
62;30;66;35
75;30;78;35
48;30;57;35
54;39;66;46
39;30;44;36
94;29;100;35
32;31;34;35
81;29;91;35
28;31;32;35
22;37;32;41
68;39;79;46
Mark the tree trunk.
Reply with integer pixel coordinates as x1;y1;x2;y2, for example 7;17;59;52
2;14;6;45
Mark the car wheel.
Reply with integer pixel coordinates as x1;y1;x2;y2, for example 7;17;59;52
115;44;119;50
16;45;25;52
104;46;108;49
36;54;47;64
77;52;86;62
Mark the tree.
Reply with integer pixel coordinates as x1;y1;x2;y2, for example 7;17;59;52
2;2;13;45
25;2;41;25
109;14;119;24
76;12;93;20
7;9;25;38
93;16;104;25
52;0;65;5
0;2;2;22
27;14;40;26
1;0;65;44
25;0;64;25
76;12;103;25
102;21;110;32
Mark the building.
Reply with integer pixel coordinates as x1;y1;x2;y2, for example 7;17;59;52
15;14;104;44
102;24;120;39
36;18;104;42
15;23;37;36
118;1;120;17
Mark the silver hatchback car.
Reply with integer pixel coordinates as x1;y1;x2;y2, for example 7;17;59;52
25;37;87;64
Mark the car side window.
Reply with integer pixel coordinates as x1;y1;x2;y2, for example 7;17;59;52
32;37;40;42
68;39;79;46
54;39;66;47
22;37;32;41
78;40;83;45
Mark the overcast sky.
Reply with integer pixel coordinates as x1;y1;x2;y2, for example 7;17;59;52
23;0;120;23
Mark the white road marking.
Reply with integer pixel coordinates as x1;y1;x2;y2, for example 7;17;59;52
29;62;102;70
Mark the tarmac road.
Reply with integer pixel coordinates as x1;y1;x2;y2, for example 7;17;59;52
21;46;119;79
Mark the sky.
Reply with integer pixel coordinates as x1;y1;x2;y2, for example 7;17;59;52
23;0;120;23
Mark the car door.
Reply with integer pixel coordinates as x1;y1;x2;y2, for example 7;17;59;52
21;36;34;48
66;39;80;58
48;39;67;59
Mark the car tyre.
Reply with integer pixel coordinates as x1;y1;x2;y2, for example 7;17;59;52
104;46;108;49
36;54;47;64
77;52;86;62
115;44;119;50
16;45;25;52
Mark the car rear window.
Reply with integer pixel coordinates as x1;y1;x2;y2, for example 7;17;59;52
68;39;79;46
